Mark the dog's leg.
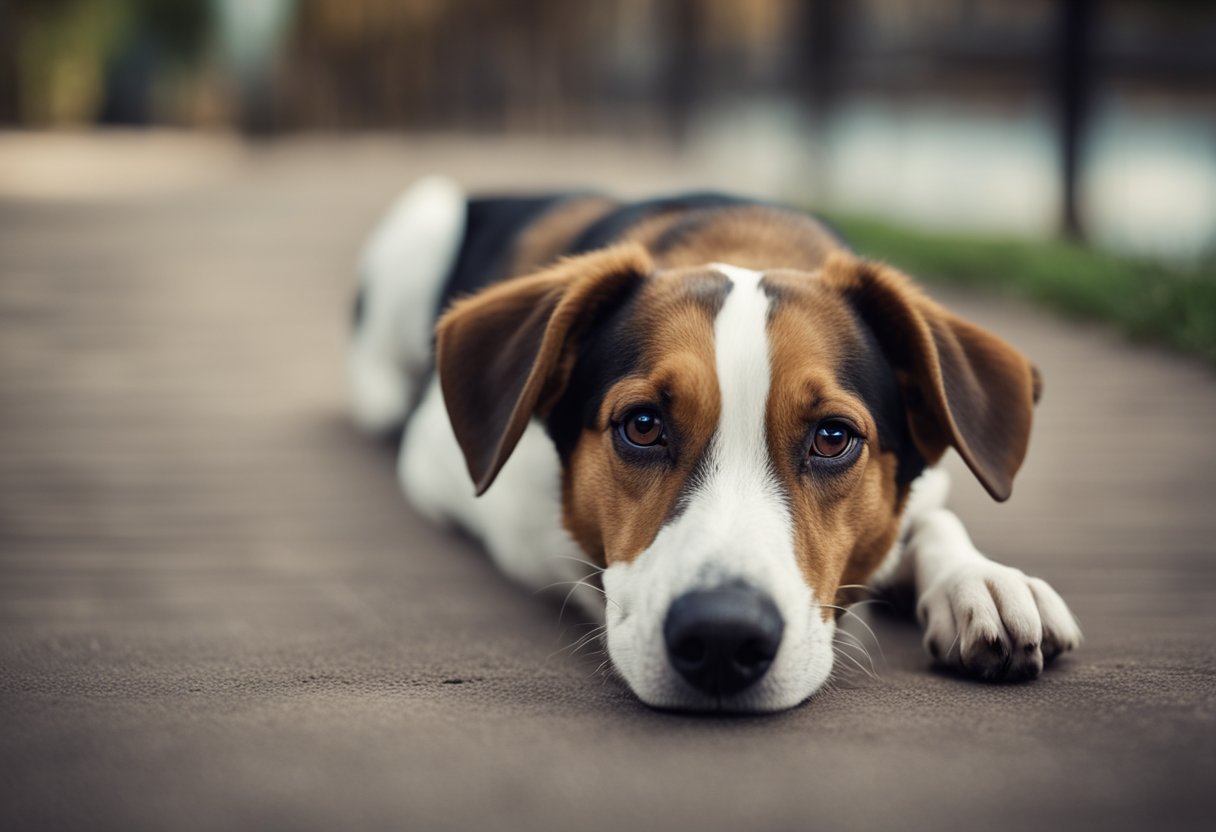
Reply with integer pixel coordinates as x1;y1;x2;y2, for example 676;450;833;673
876;469;1081;681
348;176;466;434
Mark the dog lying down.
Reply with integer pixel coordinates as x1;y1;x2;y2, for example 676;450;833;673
348;177;1081;713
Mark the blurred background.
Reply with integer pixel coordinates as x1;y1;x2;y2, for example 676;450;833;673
2;0;1214;259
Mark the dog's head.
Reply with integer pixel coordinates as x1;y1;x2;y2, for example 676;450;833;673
436;244;1039;711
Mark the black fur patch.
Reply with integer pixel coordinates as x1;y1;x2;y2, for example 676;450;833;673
838;297;926;487
650;210;716;255
567;193;755;255
435;195;574;320
545;283;647;463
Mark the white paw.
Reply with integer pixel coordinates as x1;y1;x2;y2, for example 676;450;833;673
917;561;1081;681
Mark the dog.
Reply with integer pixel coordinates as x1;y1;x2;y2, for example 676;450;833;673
347;176;1081;713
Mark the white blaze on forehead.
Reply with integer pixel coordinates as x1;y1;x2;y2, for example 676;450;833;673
704;263;784;521
684;263;795;593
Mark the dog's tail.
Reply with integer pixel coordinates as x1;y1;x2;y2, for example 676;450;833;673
347;175;466;434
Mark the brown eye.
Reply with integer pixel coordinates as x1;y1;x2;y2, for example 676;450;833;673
621;409;665;448
810;421;853;458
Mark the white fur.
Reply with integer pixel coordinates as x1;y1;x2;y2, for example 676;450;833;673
399;378;599;616
602;264;835;711
349;175;466;433
866;466;952;588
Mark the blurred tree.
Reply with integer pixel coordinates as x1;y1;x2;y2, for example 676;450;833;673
799;0;844;197
1056;0;1094;241
661;0;702;143
8;0;129;124
98;0;212;125
138;0;210;63
0;1;17;123
5;0;212;125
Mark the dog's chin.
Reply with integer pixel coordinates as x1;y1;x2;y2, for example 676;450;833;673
619;661;834;714
605;622;837;714
639;678;830;715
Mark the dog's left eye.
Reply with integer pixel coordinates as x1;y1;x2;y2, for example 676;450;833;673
619;408;666;448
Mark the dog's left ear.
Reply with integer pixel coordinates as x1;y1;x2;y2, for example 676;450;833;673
436;244;652;496
826;254;1041;502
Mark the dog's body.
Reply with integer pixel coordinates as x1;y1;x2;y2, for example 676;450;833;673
349;177;1080;712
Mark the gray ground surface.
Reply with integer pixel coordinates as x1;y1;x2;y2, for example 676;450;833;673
2;134;1214;832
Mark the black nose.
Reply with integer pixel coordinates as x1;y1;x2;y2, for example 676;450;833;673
663;585;785;697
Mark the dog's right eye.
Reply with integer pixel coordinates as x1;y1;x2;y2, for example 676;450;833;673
619;409;666;448
810;421;853;458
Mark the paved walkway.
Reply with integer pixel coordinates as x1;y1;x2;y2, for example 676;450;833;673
2;133;1214;832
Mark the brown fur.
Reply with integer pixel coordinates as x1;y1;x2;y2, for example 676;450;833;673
762;270;908;617
563;269;726;565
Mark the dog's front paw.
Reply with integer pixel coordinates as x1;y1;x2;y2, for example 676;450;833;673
917;561;1081;682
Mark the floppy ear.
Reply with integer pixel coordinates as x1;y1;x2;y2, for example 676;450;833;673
825;254;1041;502
435;244;652;495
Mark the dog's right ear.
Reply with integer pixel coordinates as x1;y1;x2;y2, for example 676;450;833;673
435;244;652;496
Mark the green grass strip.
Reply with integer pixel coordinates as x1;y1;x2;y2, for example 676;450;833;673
826;214;1216;366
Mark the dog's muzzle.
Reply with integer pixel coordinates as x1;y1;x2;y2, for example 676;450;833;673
662;583;785;697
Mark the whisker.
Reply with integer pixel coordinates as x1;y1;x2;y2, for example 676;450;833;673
579;645;606;664
557;579;585;622
548;553;605;573
821;602;887;666
834;627;869;650
547;624;607;661
592;656;613;678
534;578;607;597
549;617;602;648
832;645;878;680
833;644;877;679
570;626;607;651
834;627;876;663
596;656;625;687
831;648;867;680
843;609;887;666
834;627;875;660
540;553;612;625
848;598;894;611
945;631;961;662
547;577;622;622
833;632;878;676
